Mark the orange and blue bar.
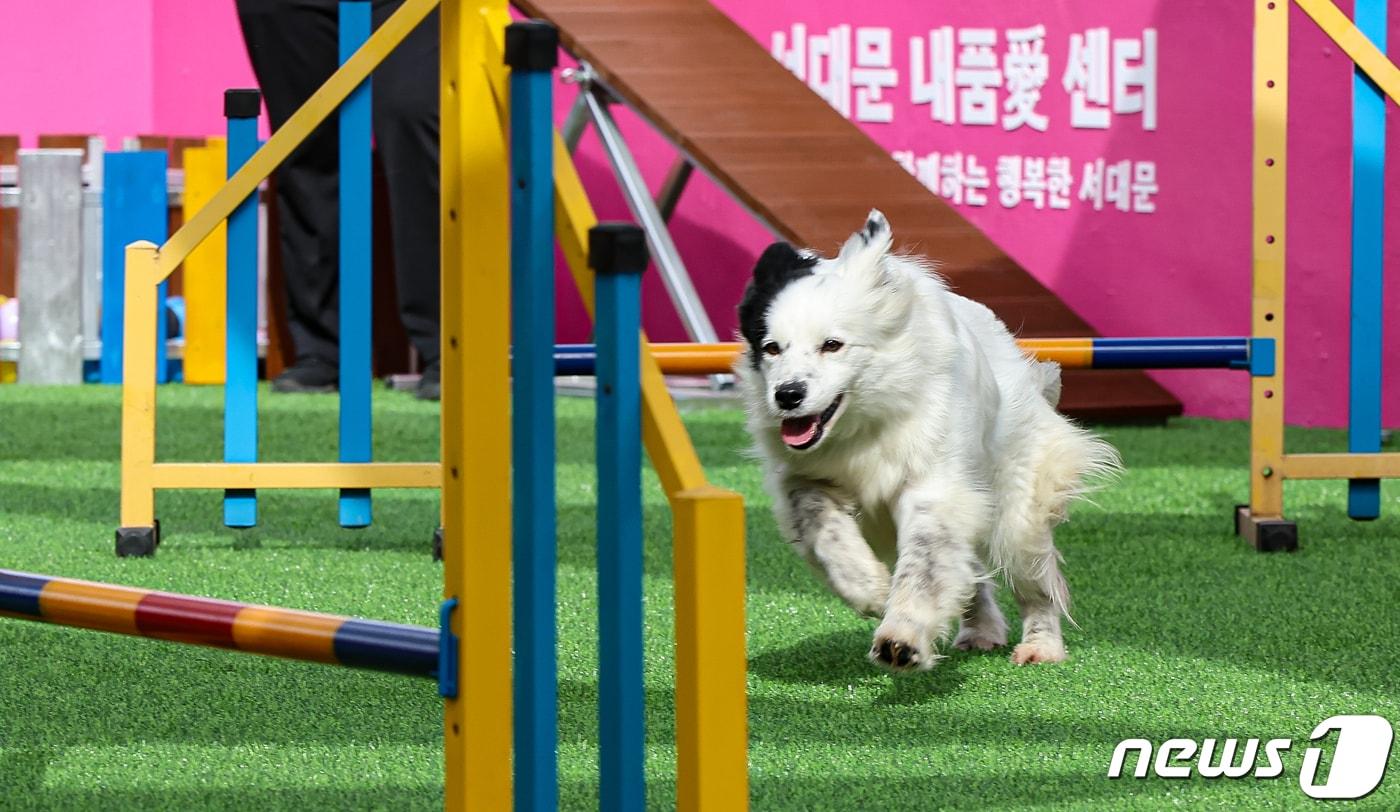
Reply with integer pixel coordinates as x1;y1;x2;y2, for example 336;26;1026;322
549;337;1271;376
0;569;439;679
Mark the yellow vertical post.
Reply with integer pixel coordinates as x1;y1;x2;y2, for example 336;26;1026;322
1251;0;1288;519
181;139;229;384
120;242;159;529
673;485;749;812
441;2;513;810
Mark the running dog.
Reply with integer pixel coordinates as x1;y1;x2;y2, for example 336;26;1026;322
734;210;1118;672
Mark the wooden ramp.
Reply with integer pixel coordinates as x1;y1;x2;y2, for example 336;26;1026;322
517;0;1182;420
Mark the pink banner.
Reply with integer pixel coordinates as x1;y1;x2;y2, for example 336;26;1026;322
568;0;1400;426
1;1;1395;426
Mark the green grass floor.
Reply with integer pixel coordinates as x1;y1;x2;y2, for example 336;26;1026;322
0;384;1397;810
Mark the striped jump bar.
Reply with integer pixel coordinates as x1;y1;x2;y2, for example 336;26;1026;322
0;569;438;679
552;337;1262;376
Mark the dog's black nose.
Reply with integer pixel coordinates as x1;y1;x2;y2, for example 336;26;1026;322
775;381;807;410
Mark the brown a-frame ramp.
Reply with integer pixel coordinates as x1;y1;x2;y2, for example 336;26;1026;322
518;0;1182;420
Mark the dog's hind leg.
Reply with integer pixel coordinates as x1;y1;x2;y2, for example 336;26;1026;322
1008;530;1070;665
870;485;984;672
953;578;1009;652
785;485;891;618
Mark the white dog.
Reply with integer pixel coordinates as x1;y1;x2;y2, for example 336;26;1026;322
734;211;1119;672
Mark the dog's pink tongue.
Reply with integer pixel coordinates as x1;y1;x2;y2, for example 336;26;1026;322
781;416;818;447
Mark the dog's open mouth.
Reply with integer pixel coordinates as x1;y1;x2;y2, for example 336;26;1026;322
780;395;844;450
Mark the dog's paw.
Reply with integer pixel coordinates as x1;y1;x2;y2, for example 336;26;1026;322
869;618;935;672
1010;640;1067;665
953;623;1008;652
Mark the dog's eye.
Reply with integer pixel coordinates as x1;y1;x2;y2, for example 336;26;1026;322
821;339;844;353
762;341;781;357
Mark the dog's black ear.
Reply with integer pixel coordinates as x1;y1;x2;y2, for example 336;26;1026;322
737;242;818;367
751;242;818;292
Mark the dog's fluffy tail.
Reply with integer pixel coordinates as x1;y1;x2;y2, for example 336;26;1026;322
993;414;1121;623
1039;418;1123;517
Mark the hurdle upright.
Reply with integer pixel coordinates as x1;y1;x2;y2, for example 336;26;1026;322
115;0;445;557
1237;0;1399;550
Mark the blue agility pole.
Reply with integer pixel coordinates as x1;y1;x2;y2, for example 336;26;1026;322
339;0;374;528
591;223;649;812
506;20;560;812
101;151;169;384
1347;0;1386;521
224;89;261;528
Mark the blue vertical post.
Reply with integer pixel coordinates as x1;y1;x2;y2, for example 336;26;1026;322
100;151;168;384
1347;0;1386;521
506;20;560;812
339;0;373;528
224;89;261;528
592;222;648;812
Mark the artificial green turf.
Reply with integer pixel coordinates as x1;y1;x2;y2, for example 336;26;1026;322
0;384;1397;811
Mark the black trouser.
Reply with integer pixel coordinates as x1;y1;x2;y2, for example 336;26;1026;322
235;0;440;369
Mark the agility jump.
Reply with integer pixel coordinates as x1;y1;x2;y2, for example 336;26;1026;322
108;5;747;810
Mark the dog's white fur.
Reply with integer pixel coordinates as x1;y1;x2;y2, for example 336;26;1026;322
734;210;1119;672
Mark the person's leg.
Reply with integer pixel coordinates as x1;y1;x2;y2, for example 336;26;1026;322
235;0;341;390
370;1;441;397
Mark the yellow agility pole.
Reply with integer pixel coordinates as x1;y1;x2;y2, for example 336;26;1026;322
119;242;160;531
1240;0;1290;548
180;138;228;385
673;485;750;811
148;462;440;490
441;1;514;809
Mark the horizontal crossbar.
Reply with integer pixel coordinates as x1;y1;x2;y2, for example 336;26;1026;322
1285;452;1400;480
551;338;1254;376
151;462;440;490
0;569;437;678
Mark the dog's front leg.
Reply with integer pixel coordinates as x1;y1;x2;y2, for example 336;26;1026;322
782;484;890;617
870;485;983;672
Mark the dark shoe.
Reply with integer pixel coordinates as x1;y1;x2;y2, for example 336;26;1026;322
272;358;338;393
416;361;440;401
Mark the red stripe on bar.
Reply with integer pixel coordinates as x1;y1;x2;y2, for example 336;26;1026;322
134;592;245;648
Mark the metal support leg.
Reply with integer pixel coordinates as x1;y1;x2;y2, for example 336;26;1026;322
561;90;590;152
656;158;693;223
582;90;720;351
